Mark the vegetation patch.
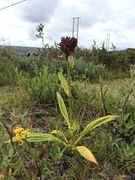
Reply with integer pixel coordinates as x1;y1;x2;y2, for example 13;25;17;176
0;27;135;179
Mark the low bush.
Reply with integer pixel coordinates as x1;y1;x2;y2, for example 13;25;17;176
0;47;19;86
0;35;135;179
15;66;60;104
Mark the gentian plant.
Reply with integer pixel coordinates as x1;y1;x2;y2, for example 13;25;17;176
6;36;119;165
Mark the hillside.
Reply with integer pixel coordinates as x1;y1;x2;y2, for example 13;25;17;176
0;45;135;63
0;45;41;54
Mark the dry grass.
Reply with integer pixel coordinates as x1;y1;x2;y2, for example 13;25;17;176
83;78;133;93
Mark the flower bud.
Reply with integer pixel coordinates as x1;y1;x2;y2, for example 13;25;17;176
58;36;77;56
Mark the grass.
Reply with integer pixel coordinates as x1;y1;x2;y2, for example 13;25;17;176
0;76;135;179
1;35;135;179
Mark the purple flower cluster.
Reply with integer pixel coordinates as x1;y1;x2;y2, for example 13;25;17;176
58;36;77;56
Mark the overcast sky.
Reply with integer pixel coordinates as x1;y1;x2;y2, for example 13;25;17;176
0;0;135;50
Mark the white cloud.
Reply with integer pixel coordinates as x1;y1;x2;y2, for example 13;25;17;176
0;0;135;49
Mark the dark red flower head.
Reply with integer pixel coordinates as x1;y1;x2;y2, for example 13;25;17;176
58;36;77;56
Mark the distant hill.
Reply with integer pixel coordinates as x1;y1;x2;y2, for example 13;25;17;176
1;45;135;56
0;45;41;54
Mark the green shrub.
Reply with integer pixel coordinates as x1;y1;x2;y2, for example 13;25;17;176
15;66;60;104
0;47;19;86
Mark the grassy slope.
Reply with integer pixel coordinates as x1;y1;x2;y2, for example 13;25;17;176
0;78;134;179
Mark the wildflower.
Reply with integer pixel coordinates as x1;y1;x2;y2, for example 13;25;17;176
13;127;24;134
23;129;30;136
58;36;77;57
13;127;30;136
13;127;30;142
5;127;30;143
15;134;24;143
0;173;5;179
8;168;12;176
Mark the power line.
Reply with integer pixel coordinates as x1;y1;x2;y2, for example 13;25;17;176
0;0;26;11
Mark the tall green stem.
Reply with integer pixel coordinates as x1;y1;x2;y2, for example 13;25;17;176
67;58;73;127
66;56;74;147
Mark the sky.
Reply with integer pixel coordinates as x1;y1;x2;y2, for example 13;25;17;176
0;0;135;50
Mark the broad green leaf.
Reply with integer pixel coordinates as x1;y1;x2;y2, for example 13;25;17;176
0;110;4;117
58;72;69;96
26;133;62;143
68;55;74;68
7;143;14;157
76;146;98;165
75;115;119;145
123;113;130;122
71;122;80;131
82;115;119;134
51;130;68;143
29;148;36;159
57;92;70;128
55;152;63;161
126;120;135;129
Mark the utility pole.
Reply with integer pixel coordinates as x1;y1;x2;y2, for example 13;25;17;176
106;33;110;52
72;18;75;37
76;17;80;41
72;17;80;42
